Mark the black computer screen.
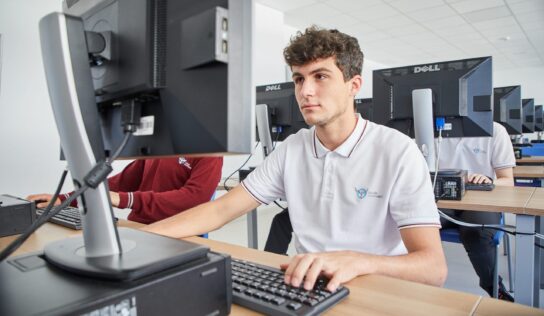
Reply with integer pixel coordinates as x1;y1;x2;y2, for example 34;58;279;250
535;105;543;132
493;86;522;135
76;0;253;158
255;82;308;141
355;98;373;121
522;98;535;133
372;56;493;138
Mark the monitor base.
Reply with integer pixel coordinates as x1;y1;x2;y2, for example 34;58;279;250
44;227;209;281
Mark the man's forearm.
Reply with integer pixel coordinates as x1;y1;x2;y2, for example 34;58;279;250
353;249;447;287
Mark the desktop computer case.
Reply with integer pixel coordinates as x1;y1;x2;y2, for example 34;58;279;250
0;251;232;315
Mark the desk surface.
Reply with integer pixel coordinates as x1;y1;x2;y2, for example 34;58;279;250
525;188;544;215
514;165;544;178
1;221;540;315
517;156;544;164
436;186;536;214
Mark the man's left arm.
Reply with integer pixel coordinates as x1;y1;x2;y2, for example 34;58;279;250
494;167;514;186
281;226;447;292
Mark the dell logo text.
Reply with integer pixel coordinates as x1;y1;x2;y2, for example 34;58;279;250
414;65;440;73
265;84;281;92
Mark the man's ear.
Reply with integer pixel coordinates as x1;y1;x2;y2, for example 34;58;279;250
349;75;363;97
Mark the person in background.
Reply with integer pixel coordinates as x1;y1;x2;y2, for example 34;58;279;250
27;156;223;224
438;122;515;301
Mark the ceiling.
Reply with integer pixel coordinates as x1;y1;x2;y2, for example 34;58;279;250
255;0;544;72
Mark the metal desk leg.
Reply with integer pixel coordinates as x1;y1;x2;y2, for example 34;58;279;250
515;214;537;307
247;209;258;249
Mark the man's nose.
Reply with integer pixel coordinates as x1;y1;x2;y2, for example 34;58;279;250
300;79;316;97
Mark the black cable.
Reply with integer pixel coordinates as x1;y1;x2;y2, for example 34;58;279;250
224;142;260;191
0;184;87;262
109;132;131;162
0;132;132;262
273;201;286;211
535;243;544;250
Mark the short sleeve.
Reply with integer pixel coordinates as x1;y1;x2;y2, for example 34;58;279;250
241;140;289;205
388;141;441;229
491;123;516;170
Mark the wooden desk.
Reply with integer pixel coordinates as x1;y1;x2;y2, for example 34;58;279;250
517;156;544;165
526;188;544;215
2;221;539;315
437;186;543;307
474;298;543;316
514;165;544;178
436;186;535;214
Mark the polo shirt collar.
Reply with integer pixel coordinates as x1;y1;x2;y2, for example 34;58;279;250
312;114;368;158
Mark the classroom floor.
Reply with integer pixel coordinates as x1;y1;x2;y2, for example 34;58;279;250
206;203;544;307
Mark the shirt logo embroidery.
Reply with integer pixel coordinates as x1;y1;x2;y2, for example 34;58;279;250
355;186;382;200
355;187;368;200
178;157;192;169
472;147;487;154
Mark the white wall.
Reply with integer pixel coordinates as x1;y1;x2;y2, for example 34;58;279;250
0;0;67;197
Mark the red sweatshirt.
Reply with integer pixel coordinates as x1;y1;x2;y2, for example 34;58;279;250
60;157;223;224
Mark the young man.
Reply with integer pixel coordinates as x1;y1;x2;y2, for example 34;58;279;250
27;157;222;224
144;26;447;291
438;122;515;301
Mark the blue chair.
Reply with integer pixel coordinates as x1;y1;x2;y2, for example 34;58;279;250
440;214;513;298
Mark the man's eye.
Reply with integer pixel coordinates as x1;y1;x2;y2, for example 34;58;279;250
316;74;327;80
294;77;304;84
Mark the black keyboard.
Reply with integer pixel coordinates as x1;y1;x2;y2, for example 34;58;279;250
231;259;349;316
36;206;83;230
465;182;495;191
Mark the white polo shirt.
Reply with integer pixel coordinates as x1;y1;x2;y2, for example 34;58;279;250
242;114;440;256
437;122;516;179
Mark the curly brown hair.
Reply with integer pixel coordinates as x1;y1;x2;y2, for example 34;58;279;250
284;26;364;81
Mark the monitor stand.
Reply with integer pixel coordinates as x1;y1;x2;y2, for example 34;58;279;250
39;12;210;280
412;88;437;172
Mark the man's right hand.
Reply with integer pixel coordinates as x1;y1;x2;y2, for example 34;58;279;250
26;193;60;208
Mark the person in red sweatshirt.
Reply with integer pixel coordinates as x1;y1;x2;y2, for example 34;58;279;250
27;156;223;224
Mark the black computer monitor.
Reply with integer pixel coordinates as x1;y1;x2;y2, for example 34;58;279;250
38;0;253;279
255;82;308;142
372;56;493;138
355;98;373;121
535;105;543;132
522;98;535;133
493;86;522;135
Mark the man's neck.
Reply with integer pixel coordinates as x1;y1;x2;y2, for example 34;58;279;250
316;113;358;151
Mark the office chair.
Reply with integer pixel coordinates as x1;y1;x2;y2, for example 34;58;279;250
440;213;513;298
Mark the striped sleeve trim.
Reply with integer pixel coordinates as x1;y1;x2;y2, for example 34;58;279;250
240;181;267;205
493;163;516;169
127;192;134;209
398;223;442;230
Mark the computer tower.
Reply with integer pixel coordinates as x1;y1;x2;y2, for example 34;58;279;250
0;251;232;315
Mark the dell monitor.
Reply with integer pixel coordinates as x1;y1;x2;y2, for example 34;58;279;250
493;86;522;135
37;0;253;280
522;98;535;133
355;98;373;121
373;56;493;138
255;82;308;142
535;105;543;132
